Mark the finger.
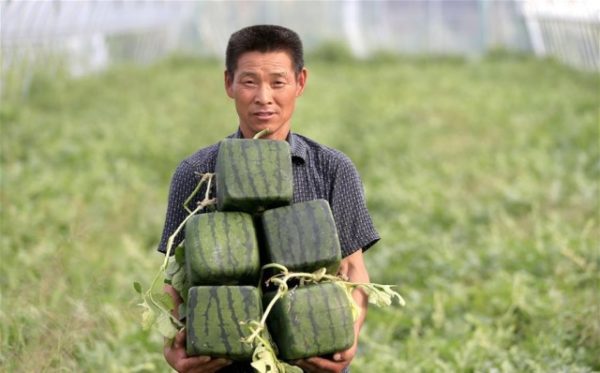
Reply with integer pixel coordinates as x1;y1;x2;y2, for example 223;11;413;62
333;345;356;362
294;359;314;372
189;358;231;373
304;356;347;372
172;329;186;349
176;356;211;372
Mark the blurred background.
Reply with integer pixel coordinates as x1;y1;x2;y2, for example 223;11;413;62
2;0;599;95
1;1;598;372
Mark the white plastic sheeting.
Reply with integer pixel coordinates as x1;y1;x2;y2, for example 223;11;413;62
1;0;598;97
522;0;600;71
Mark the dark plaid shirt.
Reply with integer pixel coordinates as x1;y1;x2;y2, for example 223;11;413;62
158;130;379;372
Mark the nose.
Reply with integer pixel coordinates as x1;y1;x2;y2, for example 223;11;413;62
254;84;273;105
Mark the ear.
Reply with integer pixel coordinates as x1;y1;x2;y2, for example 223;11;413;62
295;68;308;97
224;70;234;98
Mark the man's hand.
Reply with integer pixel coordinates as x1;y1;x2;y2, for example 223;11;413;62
294;342;357;373
164;329;232;373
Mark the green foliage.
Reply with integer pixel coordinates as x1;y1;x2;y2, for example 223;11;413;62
1;53;598;371
307;41;356;63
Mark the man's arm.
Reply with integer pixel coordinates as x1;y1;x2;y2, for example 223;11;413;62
295;249;369;373
162;284;232;373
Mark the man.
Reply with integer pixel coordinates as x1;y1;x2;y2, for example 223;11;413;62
158;25;379;373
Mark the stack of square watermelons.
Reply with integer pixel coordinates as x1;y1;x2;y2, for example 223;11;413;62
183;138;354;362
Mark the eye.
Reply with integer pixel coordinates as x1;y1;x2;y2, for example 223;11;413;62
273;81;286;88
243;79;256;86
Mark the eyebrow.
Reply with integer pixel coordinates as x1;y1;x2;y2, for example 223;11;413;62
238;71;288;79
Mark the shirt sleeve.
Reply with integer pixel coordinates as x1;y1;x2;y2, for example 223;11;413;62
329;154;380;257
157;160;200;254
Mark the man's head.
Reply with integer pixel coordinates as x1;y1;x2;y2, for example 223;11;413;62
224;25;307;141
225;25;304;80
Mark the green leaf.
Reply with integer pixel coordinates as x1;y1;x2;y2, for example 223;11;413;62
152;290;175;311
140;301;157;330
133;281;142;294
165;257;182;281
156;312;179;339
175;245;185;265
250;343;281;373
362;284;405;307
170;263;187;295
283;363;303;373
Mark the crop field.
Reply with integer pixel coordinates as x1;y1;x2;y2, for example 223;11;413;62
1;51;598;372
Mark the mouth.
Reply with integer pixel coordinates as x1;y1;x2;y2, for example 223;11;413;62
253;111;276;120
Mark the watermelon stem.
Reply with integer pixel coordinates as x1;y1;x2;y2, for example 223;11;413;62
252;128;271;139
135;173;218;340
184;173;215;214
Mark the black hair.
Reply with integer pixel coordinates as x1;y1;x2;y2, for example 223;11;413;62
225;25;304;77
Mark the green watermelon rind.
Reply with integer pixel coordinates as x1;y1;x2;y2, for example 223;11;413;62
185;211;260;286
264;282;354;360
215;139;293;213
261;199;342;274
186;285;262;360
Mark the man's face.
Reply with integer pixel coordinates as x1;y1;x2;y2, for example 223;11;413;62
225;51;307;141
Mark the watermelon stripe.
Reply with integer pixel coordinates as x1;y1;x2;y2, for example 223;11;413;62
288;289;309;353
240;141;260;199
201;289;213;336
188;217;210;282
221;215;239;272
280;208;298;265
324;203;337;262
318;282;338;343
267;209;289;265
185;245;195;285
226;141;246;198
253;141;270;198
304;288;322;353
280;209;297;265
331;283;353;347
289;205;308;266
240;287;252;320
226;287;245;346
305;203;322;266
206;216;225;274
240;215;254;270
271;141;284;196
210;287;233;354
188;288;199;337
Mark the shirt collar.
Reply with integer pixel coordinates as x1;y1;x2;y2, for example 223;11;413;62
231;128;307;163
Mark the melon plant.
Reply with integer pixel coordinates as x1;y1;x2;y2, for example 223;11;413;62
215;138;293;213
263;282;354;360
185;211;260;285
187;285;263;360
261;199;341;274
165;245;190;319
